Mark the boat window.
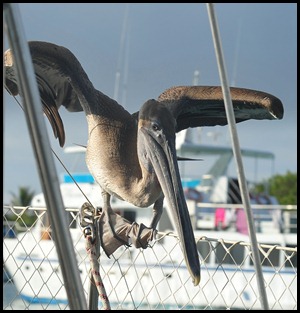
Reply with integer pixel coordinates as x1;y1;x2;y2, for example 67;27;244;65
214;242;245;265
195;207;215;230
284;245;297;268
249;244;280;267
123;211;136;223
282;211;297;234
253;209;273;222
114;210;136;224
197;240;212;263
228;178;242;204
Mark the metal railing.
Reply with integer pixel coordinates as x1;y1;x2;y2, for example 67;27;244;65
3;205;297;310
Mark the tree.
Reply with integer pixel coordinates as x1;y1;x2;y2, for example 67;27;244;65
10;186;35;206
9;186;36;226
252;171;297;205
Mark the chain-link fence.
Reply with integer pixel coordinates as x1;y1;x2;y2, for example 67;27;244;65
3;206;297;310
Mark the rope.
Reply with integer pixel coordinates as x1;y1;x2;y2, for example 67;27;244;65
85;234;111;310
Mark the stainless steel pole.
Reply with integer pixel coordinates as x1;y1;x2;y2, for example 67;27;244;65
3;3;87;309
206;3;269;310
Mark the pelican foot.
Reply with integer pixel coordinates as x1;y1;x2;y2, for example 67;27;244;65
97;208;131;257
126;222;157;249
97;209;156;257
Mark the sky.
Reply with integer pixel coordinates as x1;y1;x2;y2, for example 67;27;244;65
3;3;297;204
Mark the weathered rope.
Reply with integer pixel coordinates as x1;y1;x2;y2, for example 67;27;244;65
85;234;111;310
80;202;111;310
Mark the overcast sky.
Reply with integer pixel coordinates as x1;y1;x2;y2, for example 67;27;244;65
3;3;297;204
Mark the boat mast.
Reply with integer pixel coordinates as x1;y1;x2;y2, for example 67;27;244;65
113;4;130;104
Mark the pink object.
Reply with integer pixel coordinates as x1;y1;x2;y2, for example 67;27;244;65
215;208;226;229
236;208;248;235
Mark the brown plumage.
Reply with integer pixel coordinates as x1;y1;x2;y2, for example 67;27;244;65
4;41;284;286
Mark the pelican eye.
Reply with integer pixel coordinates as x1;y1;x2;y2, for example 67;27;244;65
151;122;161;132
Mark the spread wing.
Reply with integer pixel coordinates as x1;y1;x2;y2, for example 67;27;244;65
4;41;87;146
4;41;133;147
157;86;284;133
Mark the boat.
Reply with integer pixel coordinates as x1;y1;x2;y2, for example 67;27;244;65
3;130;297;310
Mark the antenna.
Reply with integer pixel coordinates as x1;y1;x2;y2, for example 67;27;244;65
192;70;202;143
113;4;129;102
121;24;130;107
231;17;242;87
193;70;200;86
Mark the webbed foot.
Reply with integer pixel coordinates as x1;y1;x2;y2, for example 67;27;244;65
97;208;156;256
126;222;157;249
80;202;157;257
97;207;131;257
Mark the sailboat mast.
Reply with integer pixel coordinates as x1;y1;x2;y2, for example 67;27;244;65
113;4;129;102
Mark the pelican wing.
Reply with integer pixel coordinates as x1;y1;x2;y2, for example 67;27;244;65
4;41;91;146
4;41;135;147
157;86;284;133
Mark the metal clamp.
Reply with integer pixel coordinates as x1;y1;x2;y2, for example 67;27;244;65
79;202;99;242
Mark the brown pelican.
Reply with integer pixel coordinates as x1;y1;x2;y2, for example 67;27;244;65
4;41;284;286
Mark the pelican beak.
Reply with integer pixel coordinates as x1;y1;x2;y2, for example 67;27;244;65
140;128;201;286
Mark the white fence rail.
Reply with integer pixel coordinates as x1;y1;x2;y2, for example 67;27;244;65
3;206;297;310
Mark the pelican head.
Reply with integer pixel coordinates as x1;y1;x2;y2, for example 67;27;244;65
137;99;201;286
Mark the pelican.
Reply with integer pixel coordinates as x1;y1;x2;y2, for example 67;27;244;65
4;41;284;286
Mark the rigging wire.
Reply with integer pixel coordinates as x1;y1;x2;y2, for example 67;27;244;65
4;88;94;206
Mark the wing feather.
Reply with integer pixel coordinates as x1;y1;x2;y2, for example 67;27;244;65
158;86;284;132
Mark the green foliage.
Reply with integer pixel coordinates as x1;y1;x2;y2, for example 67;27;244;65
9;186;37;226
252;171;297;205
10;186;35;206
